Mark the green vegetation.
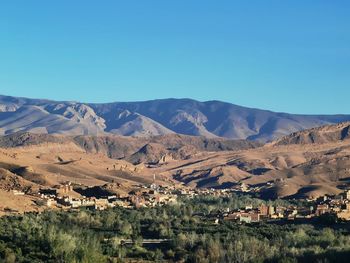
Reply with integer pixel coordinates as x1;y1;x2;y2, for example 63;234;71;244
0;195;350;262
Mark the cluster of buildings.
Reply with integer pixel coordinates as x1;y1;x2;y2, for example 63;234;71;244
221;189;350;223
314;190;350;220
129;183;178;208
222;204;302;224
37;181;240;211
38;183;120;210
38;182;178;211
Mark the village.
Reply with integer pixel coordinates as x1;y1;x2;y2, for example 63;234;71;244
32;182;178;211
9;178;350;224
31;182;350;229
217;189;350;224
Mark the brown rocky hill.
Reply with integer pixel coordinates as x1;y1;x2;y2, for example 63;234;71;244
2;123;350;201
146;123;350;199
274;122;350;145
0;132;261;161
0;132;260;206
0;132;68;148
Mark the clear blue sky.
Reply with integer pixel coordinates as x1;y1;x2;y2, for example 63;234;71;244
0;1;349;114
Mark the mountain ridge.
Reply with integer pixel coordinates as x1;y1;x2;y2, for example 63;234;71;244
0;131;260;160
2;94;350;141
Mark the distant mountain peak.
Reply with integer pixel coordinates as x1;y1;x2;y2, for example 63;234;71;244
1;94;350;141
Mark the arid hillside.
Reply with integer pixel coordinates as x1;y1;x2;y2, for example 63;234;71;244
0;132;260;159
273;122;350;145
1;122;350;212
0;139;153;214
0;132;259;213
153;122;350;199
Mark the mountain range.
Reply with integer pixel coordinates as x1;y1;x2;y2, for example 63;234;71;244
1;94;350;141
